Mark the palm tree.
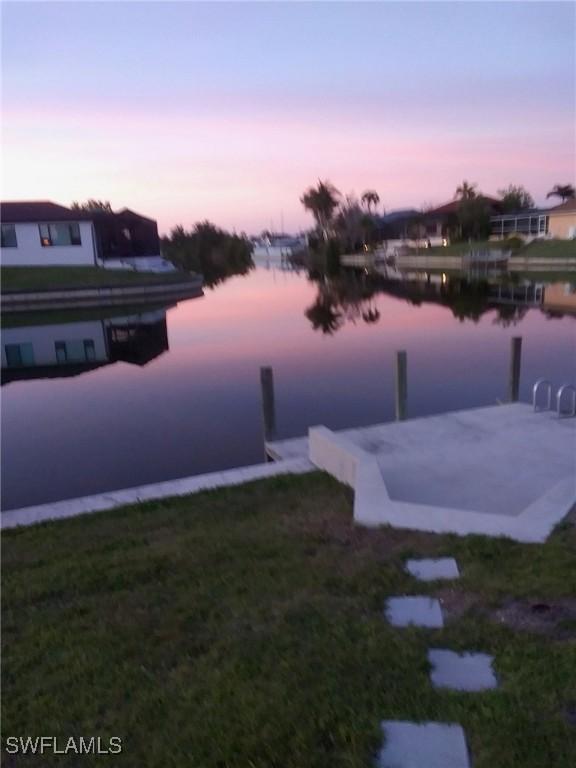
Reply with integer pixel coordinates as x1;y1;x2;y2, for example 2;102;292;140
300;180;340;240
454;181;478;201
361;190;380;214
546;184;576;203
305;293;343;335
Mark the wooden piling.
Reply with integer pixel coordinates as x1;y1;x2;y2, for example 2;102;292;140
508;336;522;403
395;350;407;421
260;366;276;458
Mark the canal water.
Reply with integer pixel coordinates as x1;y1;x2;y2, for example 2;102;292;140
2;264;575;510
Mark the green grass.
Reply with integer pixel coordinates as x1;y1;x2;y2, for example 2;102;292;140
514;239;576;259
2;473;576;767
1;266;194;293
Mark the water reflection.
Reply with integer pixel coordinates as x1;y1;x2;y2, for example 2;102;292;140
2;265;575;511
1;305;173;385
303;264;576;334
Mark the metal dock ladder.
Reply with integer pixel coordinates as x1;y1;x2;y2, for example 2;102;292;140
533;379;576;418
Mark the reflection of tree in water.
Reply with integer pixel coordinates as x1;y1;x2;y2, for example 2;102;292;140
362;304;380;324
305;274;381;335
305;292;344;335
442;279;490;323
304;267;571;335
492;303;529;327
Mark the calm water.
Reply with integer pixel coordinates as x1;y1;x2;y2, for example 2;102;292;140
2;265;575;510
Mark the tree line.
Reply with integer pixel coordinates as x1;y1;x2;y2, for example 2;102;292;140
161;222;253;287
299;180;575;247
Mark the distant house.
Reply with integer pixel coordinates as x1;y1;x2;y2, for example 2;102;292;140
0;201;173;271
489;199;576;241
547;199;576;239
375;209;421;241
489;208;550;240
421;197;501;240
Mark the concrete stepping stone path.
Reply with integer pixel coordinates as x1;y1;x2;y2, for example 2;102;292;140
385;596;444;628
378;720;471;768
405;557;460;581
428;649;498;692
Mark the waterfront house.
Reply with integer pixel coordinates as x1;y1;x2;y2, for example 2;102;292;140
489;208;550;240
0;201;173;271
489;199;576;241
547;199;576;239
420;197;501;241
1;202;96;267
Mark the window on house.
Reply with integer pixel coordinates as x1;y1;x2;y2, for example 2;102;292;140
1;224;17;248
39;223;81;247
55;339;96;363
4;343;35;367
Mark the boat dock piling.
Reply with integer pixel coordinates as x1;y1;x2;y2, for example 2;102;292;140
261;336;524;457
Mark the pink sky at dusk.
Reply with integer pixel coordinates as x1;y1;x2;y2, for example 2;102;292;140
2;2;575;235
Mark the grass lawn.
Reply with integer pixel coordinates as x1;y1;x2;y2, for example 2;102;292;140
1;266;194;293
2;472;576;767
514;239;576;259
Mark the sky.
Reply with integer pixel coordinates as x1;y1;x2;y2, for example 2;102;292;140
2;1;575;234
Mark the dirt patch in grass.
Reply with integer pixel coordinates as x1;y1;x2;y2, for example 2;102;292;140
434;584;576;641
492;598;576;641
284;490;449;563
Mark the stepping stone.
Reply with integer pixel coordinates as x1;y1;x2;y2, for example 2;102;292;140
378;720;470;768
428;649;498;691
385;596;444;628
405;557;460;582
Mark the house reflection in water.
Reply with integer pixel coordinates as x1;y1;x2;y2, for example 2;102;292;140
1;307;171;385
542;282;576;314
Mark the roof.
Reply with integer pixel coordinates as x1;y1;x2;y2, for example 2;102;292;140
424;196;500;217
490;208;549;220
0;201;91;223
91;207;156;224
547;199;576;215
1;202;159;226
378;209;420;224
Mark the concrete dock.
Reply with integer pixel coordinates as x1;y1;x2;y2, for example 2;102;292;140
267;403;576;542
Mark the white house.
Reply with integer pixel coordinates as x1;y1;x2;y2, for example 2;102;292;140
0;200;175;272
1;201;97;267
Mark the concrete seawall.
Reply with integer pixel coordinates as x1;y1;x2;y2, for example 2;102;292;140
2;277;204;311
396;254;576;271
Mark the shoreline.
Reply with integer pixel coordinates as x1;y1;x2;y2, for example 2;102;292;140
1;276;204;311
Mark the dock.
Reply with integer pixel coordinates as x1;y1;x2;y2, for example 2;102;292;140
266;403;576;542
